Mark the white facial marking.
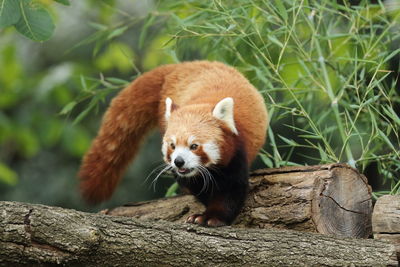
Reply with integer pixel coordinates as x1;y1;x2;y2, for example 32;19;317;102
203;142;220;165
165;97;172;121
161;141;168;159
188;135;196;145
212;97;238;135
171;135;176;145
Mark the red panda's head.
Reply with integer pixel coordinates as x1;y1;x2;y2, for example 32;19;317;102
162;97;238;177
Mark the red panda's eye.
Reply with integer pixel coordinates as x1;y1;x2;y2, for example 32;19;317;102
170;143;175;150
190;144;198;150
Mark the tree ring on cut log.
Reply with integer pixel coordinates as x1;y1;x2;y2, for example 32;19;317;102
311;165;372;238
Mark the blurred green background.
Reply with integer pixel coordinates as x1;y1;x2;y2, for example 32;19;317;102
0;0;399;212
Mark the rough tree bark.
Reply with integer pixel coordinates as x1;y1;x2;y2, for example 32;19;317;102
373;195;400;261
0;201;398;266
106;164;372;238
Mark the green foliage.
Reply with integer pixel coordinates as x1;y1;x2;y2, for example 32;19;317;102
0;0;69;41
0;162;17;185
15;0;55;41
0;0;20;28
150;0;400;195
0;39;91;188
61;4;176;125
165;182;179;197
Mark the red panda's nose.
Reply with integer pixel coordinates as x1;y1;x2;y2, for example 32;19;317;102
174;156;185;168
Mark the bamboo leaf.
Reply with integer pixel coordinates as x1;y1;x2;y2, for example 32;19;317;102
106;77;130;85
107;26;128;40
139;14;156;49
59;101;77;115
274;0;288;21
382;106;400;126
165;182;178;197
278;135;299;147
260;154;274;168
73;97;99;125
377;129;396;152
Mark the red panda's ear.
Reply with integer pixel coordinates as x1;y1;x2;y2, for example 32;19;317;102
212;97;238;135
165;97;179;121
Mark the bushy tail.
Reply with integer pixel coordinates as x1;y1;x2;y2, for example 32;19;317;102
79;64;176;203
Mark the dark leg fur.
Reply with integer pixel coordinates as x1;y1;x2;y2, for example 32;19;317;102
176;145;248;227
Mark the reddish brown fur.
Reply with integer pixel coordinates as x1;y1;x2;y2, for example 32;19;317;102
79;64;176;203
79;61;268;203
196;146;211;165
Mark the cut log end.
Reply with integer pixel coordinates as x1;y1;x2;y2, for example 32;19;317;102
312;165;372;238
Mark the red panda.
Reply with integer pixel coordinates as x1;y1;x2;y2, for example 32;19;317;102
79;61;268;227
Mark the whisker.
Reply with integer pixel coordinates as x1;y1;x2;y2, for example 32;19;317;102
199;165;210;192
201;165;219;192
198;165;218;194
143;163;169;186
150;165;172;191
197;167;208;195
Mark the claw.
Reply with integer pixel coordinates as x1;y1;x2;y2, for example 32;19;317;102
186;214;199;224
185;213;227;227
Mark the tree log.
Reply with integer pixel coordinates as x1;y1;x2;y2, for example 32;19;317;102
372;195;400;261
105;164;372;238
0;201;397;266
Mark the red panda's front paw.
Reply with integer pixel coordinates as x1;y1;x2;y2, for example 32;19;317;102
186;214;226;227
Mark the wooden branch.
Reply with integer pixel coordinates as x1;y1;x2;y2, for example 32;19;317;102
373;195;400;261
0;201;397;266
105;164;373;238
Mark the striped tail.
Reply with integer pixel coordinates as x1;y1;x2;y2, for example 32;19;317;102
79;64;176;203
